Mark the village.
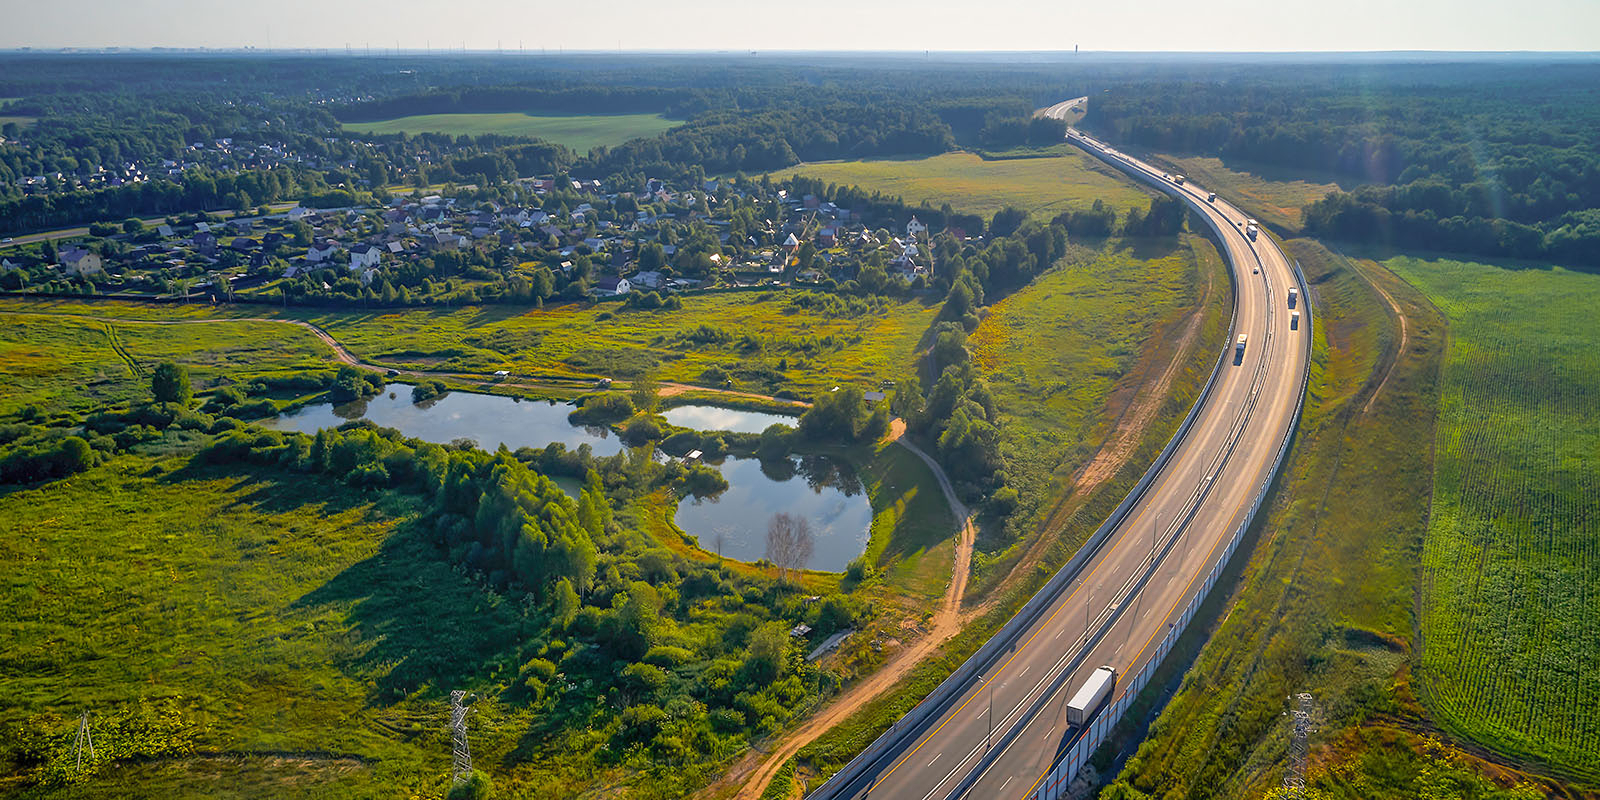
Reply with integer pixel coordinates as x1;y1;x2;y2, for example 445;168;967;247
0;173;947;305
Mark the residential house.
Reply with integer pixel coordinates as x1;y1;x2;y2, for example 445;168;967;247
386;241;405;255
193;231;218;256
306;240;338;263
430;231;466;251
631;271;666;290
906;216;928;238
286;206;313;222
818;227;838;247
349;245;383;271
59;246;103;276
594;276;632;296
156;224;175;238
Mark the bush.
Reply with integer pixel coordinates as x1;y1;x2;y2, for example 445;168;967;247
411;380;449;403
446;770;495;800
621;415;664;444
0;435;95;484
568;393;633;424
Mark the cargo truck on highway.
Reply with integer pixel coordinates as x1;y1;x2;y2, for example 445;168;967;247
1235;334;1248;363
1246;224;1259;241
1287;287;1299;308
1066;666;1117;726
1291;310;1301;330
1173;175;1186;185
1206;192;1217;203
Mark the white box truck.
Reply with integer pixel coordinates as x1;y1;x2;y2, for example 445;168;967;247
1291;310;1301;330
1235;334;1249;361
1067;666;1117;727
1206;192;1217;203
1288;287;1299;308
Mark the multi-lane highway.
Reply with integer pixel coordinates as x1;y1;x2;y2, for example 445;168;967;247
806;124;1311;800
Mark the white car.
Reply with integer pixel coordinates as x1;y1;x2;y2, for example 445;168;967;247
1;237;11;244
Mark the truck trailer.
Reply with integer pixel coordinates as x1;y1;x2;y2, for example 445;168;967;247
1288;287;1299;308
1235;334;1249;362
1066;666;1117;727
1291;310;1301;330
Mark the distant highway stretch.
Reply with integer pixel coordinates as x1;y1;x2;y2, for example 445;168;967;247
804;121;1312;800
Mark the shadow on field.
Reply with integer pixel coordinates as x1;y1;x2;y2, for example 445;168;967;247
293;520;527;706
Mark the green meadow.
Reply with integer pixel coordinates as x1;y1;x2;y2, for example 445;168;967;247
341;112;679;154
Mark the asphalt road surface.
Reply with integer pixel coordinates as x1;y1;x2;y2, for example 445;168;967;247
811;129;1309;800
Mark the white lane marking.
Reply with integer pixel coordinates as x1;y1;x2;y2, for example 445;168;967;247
1018;665;1031;678
928;753;941;768
1002;775;1015;792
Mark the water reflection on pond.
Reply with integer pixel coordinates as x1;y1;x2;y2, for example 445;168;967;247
264;385;871;571
662;404;798;434
263;384;626;457
674;454;871;572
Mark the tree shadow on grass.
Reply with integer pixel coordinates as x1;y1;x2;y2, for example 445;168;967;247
291;517;530;707
157;459;531;704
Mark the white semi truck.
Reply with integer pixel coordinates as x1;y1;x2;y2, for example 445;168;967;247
1066;666;1117;726
1235;334;1249;361
1287;287;1299;308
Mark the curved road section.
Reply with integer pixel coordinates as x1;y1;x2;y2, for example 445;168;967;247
805;127;1311;800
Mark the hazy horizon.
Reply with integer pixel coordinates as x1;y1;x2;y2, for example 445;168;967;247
2;0;1597;53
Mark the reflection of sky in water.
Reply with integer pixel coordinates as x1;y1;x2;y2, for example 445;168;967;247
264;386;871;571
263;384;625;456
661;405;798;434
674;456;871;572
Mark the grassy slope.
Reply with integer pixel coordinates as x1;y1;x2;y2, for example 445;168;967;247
341;112;678;154
770;151;1158;219
0;312;337;415
1097;239;1460;798
0;453;472;799
968;235;1225;583
1390;257;1600;781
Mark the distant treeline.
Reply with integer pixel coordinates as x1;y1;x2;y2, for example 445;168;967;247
1082;69;1600;267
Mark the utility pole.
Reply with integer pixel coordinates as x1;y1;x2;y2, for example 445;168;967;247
986;676;994;751
1282;692;1314;797
450;691;472;785
73;710;94;772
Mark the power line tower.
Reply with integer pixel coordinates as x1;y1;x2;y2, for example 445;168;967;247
73;710;95;772
449;691;472;784
1283;692;1315;797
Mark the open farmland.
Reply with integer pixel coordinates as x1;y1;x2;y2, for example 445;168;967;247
1392;256;1600;779
770;151;1157;219
341;112;678;154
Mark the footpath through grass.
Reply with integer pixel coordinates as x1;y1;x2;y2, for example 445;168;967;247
0;312;337;416
1392;257;1600;781
770;151;1157;219
341;111;679;154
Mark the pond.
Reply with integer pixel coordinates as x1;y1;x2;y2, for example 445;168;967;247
263;385;627;457
674;455;873;572
264;385;872;571
661;404;799;434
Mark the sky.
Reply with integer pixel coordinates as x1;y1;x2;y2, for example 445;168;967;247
1;0;1597;52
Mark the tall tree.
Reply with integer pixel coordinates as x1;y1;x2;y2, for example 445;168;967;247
765;512;814;585
150;361;192;408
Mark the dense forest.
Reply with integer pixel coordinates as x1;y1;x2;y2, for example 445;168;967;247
1081;65;1600;266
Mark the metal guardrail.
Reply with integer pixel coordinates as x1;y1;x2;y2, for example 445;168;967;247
1021;135;1315;800
807;135;1251;800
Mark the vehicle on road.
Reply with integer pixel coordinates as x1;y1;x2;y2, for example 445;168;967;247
1246;224;1259;241
1066;666;1117;726
1206;192;1217;203
1173;175;1186;185
1291;310;1301;330
1235;333;1249;362
1288;287;1299;308
1;237;11;243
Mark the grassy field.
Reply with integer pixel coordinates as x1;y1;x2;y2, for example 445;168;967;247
0;115;37;129
1095;239;1472;798
341;112;678;154
0;312;337;416
291;293;938;397
967;235;1227;574
1390;257;1600;780
1148;154;1342;233
0;293;941;401
0;452;461;798
769;150;1158;219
